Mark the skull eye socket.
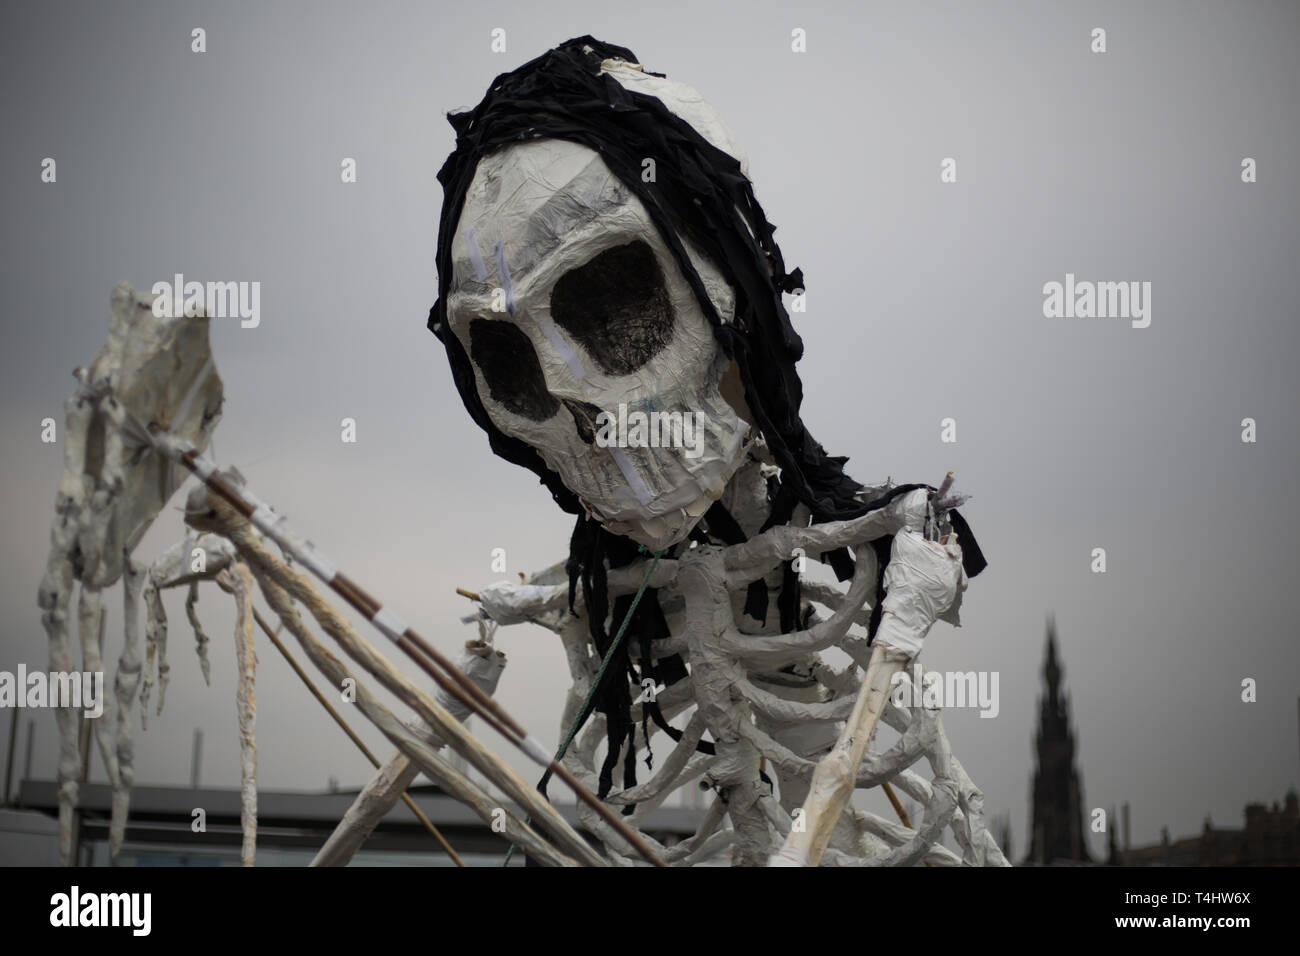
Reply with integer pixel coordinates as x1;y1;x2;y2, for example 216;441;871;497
468;319;560;422
550;240;674;376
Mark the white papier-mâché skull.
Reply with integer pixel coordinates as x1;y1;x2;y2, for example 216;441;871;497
444;62;757;551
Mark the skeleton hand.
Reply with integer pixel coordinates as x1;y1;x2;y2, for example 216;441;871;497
873;530;966;659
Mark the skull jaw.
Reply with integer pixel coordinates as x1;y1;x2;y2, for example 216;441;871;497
585;489;714;552
575;425;752;552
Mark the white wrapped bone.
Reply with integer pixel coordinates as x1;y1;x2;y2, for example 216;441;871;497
217;565;258;866
873;531;966;659
109;559;144;857
78;588;121;801
140;533;237;722
475;580;567;626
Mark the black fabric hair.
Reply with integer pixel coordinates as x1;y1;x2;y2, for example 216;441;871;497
427;36;987;806
430;35;925;526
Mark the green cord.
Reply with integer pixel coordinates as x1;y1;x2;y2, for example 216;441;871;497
503;546;666;866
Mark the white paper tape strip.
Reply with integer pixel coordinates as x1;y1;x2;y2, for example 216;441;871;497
493;238;587;380
249;503;284;536
537;314;588;380
189;453;217;480
493;240;517;316
371;606;408;643
521;734;553;767
296;543;338;583
607;446;654;505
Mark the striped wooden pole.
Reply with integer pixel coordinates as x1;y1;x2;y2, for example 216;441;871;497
247;603;464;866
143;425;665;868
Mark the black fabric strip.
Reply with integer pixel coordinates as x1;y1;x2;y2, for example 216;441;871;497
646;699;716;755
777;560;801;633
948;508;988;577
598;718;622;800
743;580;770;625
758;477;798;533
703;500;747;544
822;547;856;582
620;724;638;813
866;536;893;644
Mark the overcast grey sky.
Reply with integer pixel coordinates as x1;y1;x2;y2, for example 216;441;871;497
2;0;1298;860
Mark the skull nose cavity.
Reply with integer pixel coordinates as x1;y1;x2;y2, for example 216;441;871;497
562;398;603;445
550;240;674;376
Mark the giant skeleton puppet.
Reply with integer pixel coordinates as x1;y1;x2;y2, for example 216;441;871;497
430;37;1003;866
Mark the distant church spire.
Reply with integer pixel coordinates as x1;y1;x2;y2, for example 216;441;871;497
1024;617;1091;863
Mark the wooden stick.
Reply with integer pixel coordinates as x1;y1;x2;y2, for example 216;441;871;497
247;603;463;866
216;508;603;866
153;430;664;867
237;546;580;866
881;779;934;866
934;472;955;505
882;781;911;829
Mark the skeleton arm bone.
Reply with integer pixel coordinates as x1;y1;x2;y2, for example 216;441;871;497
721;488;928;581
771;528;966;866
